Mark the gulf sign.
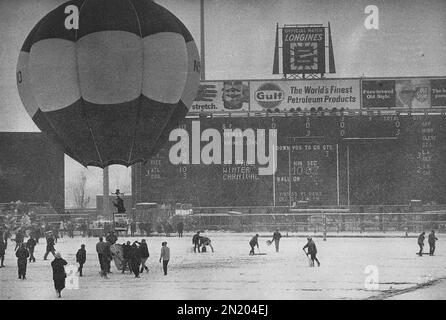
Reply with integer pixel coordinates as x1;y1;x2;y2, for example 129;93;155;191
253;82;284;109
250;79;360;111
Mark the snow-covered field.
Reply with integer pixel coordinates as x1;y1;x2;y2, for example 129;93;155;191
1;232;445;300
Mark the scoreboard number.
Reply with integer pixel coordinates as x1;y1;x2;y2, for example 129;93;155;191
340;118;346;137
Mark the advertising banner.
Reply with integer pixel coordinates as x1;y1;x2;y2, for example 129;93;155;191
189;81;250;113
362;78;432;109
249;79;360;111
282;26;325;74
431;79;446;107
362;80;395;108
395;79;430;109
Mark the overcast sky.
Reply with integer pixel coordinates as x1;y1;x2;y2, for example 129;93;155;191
0;0;445;207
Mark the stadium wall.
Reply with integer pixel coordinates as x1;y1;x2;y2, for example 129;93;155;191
0;132;64;213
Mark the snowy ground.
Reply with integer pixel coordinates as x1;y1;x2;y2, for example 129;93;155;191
1;232;445;300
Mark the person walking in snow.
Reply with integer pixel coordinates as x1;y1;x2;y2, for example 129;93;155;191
303;237;320;267
159;241;170;276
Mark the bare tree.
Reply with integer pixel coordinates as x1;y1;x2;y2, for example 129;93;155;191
72;170;90;209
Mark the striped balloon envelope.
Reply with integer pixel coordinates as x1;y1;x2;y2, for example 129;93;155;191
17;0;200;168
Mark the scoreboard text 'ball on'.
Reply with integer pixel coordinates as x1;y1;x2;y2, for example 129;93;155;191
17;0;200;168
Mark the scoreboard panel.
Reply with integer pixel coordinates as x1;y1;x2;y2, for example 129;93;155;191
132;115;446;207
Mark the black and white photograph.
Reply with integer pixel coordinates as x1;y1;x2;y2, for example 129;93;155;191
1;0;446;304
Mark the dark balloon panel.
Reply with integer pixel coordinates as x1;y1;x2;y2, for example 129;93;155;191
17;0;200;168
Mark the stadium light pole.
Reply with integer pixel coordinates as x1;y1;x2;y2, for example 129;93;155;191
200;0;205;80
336;144;340;206
288;148;292;208
347;145;350;206
273;144;276;207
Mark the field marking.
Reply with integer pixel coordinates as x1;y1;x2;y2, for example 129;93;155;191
365;276;446;300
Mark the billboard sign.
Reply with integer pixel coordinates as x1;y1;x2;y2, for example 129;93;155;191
362;80;396;108
362;78;433;109
250;79;360;111
189;81;250;113
395;79;430;109
113;213;128;231
431;79;446;107
282;26;325;74
188;78;444;113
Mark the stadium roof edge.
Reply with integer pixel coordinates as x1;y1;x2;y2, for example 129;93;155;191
196;75;446;82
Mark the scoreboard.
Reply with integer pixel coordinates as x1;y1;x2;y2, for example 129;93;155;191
132;115;446;207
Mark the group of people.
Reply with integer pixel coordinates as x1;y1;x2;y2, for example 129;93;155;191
95;237;109;277
2;226;172;298
250;230;320;267
250;229;284;255
0;227;69;298
121;239;150;277
0;227;57;269
2;221;442;298
14;236;39;279
417;230;438;256
192;231;214;253
95;232;171;278
92;231;119;278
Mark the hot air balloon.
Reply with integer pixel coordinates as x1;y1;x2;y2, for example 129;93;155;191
17;0;200;168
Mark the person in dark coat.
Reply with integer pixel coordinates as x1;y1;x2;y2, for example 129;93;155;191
177;222;184;238
199;236;214;253
14;229;25;251
29;227;37;243
103;241;112;274
35;227;42;243
26;237;37;262
103;223;111;237
0;240;5;267
192;231;201;253
51;253;67;298
67;222;75;238
249;234;259;255
96;237;108;278
112;191;126;213
165;223;173;237
303;237;320;267
418;232;425;256
53;227;59;243
44;234;56;260
34;226;41;244
76;244;86;276
80;223;88;238
271;229;282;252
3;228;11;250
121;241;132;274
16;243;29;279
130;242;142;278
428;230;438;256
139;222;149;236
0;226;4;244
106;231;118;245
138;239;150;273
